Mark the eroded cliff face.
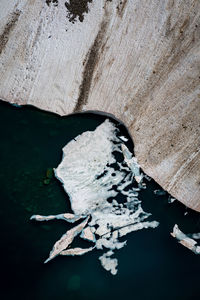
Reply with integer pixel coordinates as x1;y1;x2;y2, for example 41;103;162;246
0;0;199;210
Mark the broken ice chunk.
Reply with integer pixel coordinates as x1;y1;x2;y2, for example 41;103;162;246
143;174;152;181
119;136;128;142
118;220;159;237
171;224;200;254
190;233;200;239
154;189;166;196
30;213;83;223
96;237;126;250
99;251;118;275
32;119;159;275
168;196;176;203
44;217;89;263
121;144;142;183
80;226;96;242
60;247;95;256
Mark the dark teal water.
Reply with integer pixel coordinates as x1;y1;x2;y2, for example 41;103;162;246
0;100;200;300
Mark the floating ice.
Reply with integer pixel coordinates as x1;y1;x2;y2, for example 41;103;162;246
31;119;158;274
30;213;83;223
119;135;128;142
44;217;89;263
154;189;167;196
80;226;96;242
171;224;200;254
190;233;200;239
121;144;143;183
99;251;118;275
60;246;95;256
168;196;176;204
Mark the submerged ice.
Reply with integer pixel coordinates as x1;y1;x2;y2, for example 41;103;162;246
31;119;159;274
